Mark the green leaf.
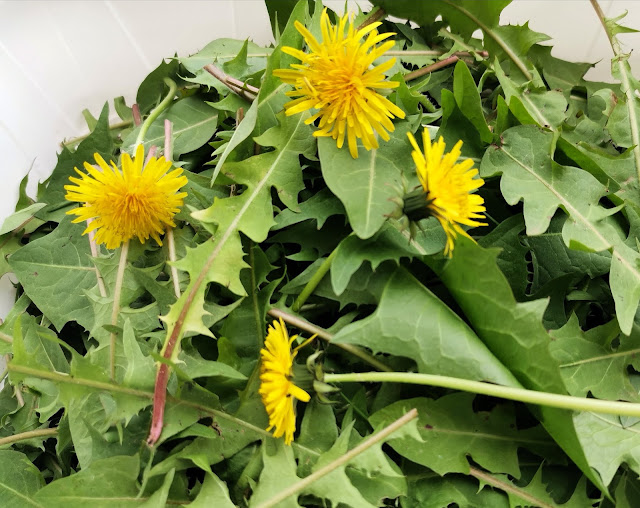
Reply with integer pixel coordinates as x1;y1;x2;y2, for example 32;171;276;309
429;237;605;491
453;61;493;144
494;60;568;129
550;316;640;401
0;450;45;508
38;103;114;215
404;474;508;508
484;23;550;65
0;203;46;237
122;320;156;391
136;58;180;114
371;0;510;40
9;217;98;331
330;222;443;296
318;121;412;239
333;267;521;384
249;440;302;508
187;472;235;507
208;1;305;181
273;188;345;231
481;125;640;334
33;455;140;507
168;111;315;342
370;394;560;476
122;97;218;157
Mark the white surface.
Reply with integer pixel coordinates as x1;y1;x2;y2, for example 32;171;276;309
0;0;639;319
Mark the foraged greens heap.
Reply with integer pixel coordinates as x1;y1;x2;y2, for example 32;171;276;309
2;0;640;506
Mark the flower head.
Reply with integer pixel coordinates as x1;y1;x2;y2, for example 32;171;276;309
65;145;188;249
405;130;487;255
259;318;311;445
274;9;406;158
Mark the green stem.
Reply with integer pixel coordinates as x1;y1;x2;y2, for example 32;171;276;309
0;427;58;447
61;120;132;149
325;372;640;417
134;78;178;149
267;308;393;372
0;331;12;344
591;0;640;186
256;408;418;508
292;248;338;312
109;240;129;381
442;0;532;80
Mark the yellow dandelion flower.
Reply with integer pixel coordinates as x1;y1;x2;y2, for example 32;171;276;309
404;129;487;255
273;9;406;158
64;145;188;250
259;318;311;445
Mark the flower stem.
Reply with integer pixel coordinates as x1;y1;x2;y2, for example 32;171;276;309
0;427;58;447
324;372;640;417
60;120;132;149
255;408;418;508
134;78;178;149
109;240;129;381
86;218;107;298
591;0;640;186
267;308;392;372
291;248;338;312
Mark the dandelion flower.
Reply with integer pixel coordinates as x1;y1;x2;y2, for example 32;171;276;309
65;145;188;249
404;130;487;255
259;318;311;445
274;9;406;158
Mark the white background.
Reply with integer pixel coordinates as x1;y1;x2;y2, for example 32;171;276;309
0;0;638;317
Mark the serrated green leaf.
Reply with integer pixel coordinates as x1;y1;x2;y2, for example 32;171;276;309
187;472;235;507
38;103;114;216
481;125;640;333
273;188;345;230
550;316;640;401
166;111;314;343
404;474;509;508
330;221;442;296
370;394;560;477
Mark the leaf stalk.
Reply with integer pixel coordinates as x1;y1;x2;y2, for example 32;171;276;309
291;248;338;312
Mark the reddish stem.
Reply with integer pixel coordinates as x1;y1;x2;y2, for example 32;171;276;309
132;103;142;126
404;55;459;82
144;145;157;165
147;363;170;444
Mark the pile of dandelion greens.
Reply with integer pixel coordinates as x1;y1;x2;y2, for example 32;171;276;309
2;0;640;505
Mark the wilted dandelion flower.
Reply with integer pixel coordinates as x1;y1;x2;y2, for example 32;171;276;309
259;318;312;445
403;129;487;255
274;9;406;158
65;145;188;249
